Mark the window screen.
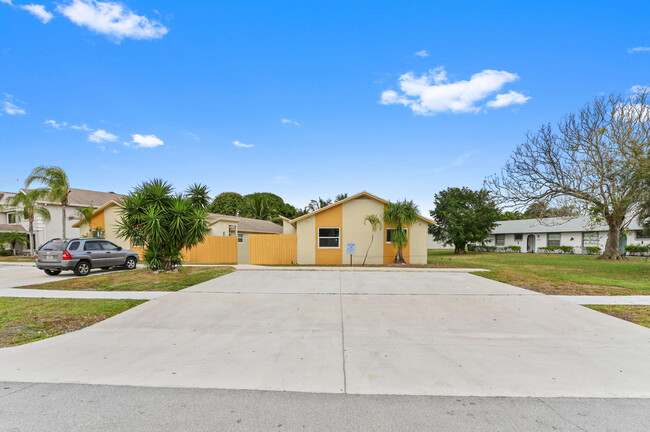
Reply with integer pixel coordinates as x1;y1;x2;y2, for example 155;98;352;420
495;234;505;246
514;233;523;241
318;228;340;248
548;233;561;247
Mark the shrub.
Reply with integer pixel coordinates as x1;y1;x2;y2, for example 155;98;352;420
503;246;521;252
625;245;650;255
585;246;601;255
0;250;13;256
468;245;520;253
538;246;575;254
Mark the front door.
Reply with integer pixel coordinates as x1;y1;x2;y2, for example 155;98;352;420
620;234;627;254
527;235;536;252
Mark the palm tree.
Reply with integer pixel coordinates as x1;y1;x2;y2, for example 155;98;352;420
25;166;70;238
335;193;348;202
384;200;420;265
71;205;96;237
307;197;332;212
0;232;29;256
243;195;273;220
362;214;381;265
185;183;211;209
2;190;51;257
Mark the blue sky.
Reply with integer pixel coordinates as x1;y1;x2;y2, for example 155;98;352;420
1;0;649;213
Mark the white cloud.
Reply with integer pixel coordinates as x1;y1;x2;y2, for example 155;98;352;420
70;123;92;131
2;94;26;115
450;150;478;167
185;131;199;140
57;0;169;41
20;4;54;23
45;119;67;129
88;129;118;143
628;47;650;54
128;133;164;148
0;0;13;5
414;50;429;58
486;90;531;108
281;118;300;126
272;176;291;184
630;85;649;94
233;140;254;148
380;66;527;115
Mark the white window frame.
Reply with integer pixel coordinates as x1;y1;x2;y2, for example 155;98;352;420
385;228;408;244
582;231;599;247
237;233;244;243
514;233;523;241
636;230;650;240
495;234;505;246
318;227;340;249
547;233;561;247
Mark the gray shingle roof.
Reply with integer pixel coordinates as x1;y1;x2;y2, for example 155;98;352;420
208;214;283;234
23;188;124;207
493;215;644;234
0;224;27;233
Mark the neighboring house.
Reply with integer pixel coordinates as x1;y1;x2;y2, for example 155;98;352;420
73;203;283;264
490;215;648;254
0;188;123;251
0;221;28;254
281;191;435;265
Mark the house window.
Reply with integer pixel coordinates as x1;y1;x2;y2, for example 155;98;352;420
495;234;505;246
636;230;650;240
514;233;523;241
386;228;408;243
91;229;105;239
318;227;340;248
548;233;561;247
583;232;599;247
238;233;244;243
7;213;17;224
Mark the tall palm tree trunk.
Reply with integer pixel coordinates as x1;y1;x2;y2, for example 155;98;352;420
61;203;67;238
362;233;375;266
28;218;35;257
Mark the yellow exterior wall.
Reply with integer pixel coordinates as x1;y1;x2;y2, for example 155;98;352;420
103;205;131;250
182;236;237;263
79;210;106;238
249;234;297;265
383;223;411;264
409;221;429;264
315;204;343;265
341;197;385;265
296;215;316;264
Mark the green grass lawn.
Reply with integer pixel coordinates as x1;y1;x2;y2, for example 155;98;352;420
587;305;650;328
0;297;145;347
0;255;34;262
428;249;650;295
23;266;234;291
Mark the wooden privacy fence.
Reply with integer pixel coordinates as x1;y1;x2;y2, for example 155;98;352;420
182;236;238;264
249;234;297;265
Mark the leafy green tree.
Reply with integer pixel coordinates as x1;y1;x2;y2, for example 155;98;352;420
185;183;211;209
25;165;70;238
242;194;273;221
384;200;419;264
0;232;28;256
116;179;209;271
209;192;244;215
523;201;578;219
2;190;51;256
335;193;348;202
429;187;500;254
362;214;381;265
497;210;524;221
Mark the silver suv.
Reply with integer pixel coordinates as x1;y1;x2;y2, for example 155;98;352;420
36;238;139;276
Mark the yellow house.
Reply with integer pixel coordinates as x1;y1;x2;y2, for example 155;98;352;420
281;192;435;265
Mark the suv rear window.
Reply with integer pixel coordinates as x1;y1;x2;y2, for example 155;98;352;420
68;241;80;251
40;240;67;251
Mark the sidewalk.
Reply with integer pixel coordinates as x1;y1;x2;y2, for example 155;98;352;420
0;288;169;300
184;264;490;272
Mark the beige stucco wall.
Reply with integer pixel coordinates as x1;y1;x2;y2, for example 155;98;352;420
296;215;316;264
208;221;237;237
104;205;131;250
341;197;385;265
282;219;296;234
409;220;429;264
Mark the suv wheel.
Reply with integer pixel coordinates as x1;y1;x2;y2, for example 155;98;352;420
124;256;137;270
44;269;61;276
74;261;91;276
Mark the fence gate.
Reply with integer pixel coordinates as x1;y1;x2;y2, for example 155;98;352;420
249;234;297;265
182;236;238;264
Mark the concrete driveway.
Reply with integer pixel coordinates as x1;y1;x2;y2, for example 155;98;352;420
0;263;132;289
0;270;649;397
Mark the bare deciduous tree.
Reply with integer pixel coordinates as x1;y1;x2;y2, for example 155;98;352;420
487;91;650;260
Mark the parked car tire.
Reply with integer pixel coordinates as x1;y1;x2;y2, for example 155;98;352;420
44;269;61;276
74;260;91;276
124;257;137;270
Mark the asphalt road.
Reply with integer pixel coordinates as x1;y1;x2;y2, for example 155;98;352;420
1;382;649;432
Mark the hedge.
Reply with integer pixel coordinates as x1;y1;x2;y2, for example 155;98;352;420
626;245;650;255
585;246;601;255
538;246;575;254
468;245;521;253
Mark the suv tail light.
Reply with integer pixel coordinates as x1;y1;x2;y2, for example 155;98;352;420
35;252;38;260
62;251;72;261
